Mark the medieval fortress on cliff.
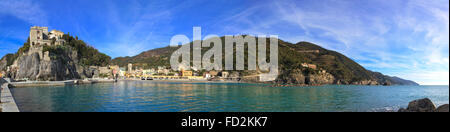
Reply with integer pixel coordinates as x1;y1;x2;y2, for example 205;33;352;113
29;26;65;47
23;26;67;62
5;26;68;77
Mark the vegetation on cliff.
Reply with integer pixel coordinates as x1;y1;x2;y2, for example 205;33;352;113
112;46;177;69
61;34;111;66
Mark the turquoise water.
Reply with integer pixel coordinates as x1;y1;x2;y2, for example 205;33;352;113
10;81;449;112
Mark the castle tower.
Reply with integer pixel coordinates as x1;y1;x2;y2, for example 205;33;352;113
128;63;133;73
30;26;45;47
29;26;64;47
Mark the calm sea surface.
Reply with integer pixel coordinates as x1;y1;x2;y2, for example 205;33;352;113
10;81;449;112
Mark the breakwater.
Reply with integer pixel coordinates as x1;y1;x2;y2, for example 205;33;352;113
1;78;20;112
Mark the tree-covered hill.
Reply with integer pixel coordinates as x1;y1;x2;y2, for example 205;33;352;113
111;36;418;85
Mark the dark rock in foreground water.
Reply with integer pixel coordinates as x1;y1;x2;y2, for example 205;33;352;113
436;104;449;112
398;98;449;112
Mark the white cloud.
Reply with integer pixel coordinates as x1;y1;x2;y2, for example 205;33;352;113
97;1;177;57
214;0;449;85
0;0;48;25
395;70;449;85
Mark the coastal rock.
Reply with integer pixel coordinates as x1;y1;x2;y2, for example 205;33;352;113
398;98;436;112
14;52;41;80
436;104;449;112
276;68;335;85
306;71;334;85
289;69;306;84
406;98;436;112
351;80;378;85
276;69;305;84
382;81;392;86
334;80;349;85
397;108;408;112
0;57;7;71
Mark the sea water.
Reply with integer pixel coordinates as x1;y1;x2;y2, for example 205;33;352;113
10;81;449;112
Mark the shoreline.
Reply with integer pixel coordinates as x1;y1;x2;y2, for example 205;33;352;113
9;78;116;88
9;78;246;88
7;78;424;88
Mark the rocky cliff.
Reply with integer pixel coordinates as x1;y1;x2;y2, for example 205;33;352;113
10;47;84;81
276;68;335;85
1;34;110;81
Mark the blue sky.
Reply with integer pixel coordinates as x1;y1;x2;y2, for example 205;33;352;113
0;0;448;85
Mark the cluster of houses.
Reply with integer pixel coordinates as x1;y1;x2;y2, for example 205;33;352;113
93;63;239;81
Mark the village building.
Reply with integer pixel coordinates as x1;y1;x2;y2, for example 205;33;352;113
128;63;133;73
221;71;229;78
301;63;317;70
210;71;218;77
203;72;212;79
205;71;219;78
98;66;111;76
119;67;126;77
109;65;120;78
142;69;156;76
157;67;170;75
181;70;193;77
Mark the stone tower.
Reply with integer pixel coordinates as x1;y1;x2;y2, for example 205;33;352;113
29;26;65;48
128;63;133;73
30;26;50;47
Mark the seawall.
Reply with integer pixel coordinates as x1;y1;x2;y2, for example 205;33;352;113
9;79;116;88
1;78;20;112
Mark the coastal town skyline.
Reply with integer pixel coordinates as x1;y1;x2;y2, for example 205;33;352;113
0;0;449;85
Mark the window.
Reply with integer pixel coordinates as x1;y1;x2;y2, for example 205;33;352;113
37;37;40;40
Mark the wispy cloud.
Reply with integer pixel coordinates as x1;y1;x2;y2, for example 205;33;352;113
211;0;449;85
0;0;48;25
96;0;194;57
0;0;448;84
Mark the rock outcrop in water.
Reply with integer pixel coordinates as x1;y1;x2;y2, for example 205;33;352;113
398;98;449;112
436;104;449;112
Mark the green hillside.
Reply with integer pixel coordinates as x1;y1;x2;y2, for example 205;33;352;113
111;36;418;85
